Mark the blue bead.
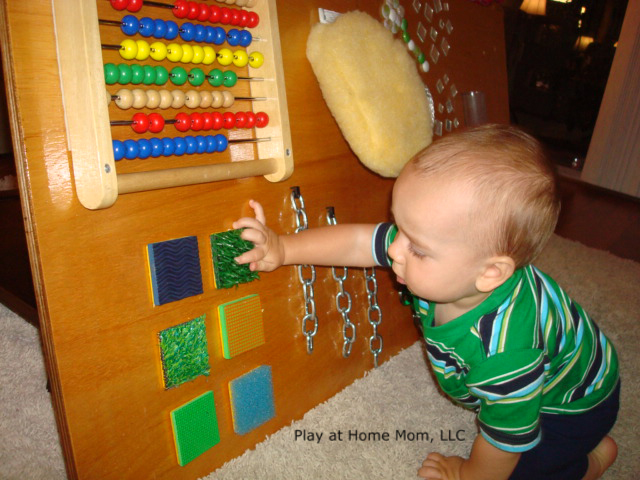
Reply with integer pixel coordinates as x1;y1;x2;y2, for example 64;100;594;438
184;136;197;155
194;24;206;43
112;139;125;161
165;20;179;40
137;138;152;159
162;137;175;156
150;138;164;158
205;26;216;44
205;135;217;153
215;134;228;152
239;30;252;48
121;15;139;36
139;17;155;38
227;29;240;47
123;139;139;160
180;22;195;42
212;27;226;45
195;135;207;154
173;137;187;156
154;19;167;39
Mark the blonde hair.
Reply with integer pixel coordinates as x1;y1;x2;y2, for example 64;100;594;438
410;124;560;268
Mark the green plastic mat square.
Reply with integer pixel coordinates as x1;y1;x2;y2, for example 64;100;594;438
170;391;220;466
210;229;259;289
158;315;210;389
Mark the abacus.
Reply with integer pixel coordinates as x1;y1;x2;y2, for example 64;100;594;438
53;0;293;209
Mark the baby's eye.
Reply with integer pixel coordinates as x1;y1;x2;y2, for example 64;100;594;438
408;244;426;259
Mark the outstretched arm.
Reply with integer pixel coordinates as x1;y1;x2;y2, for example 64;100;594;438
233;200;379;271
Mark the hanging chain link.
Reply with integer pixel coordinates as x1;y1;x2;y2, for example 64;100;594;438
364;267;383;368
326;207;356;358
290;187;318;354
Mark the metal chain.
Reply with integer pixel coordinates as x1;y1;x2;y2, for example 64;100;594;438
364;267;383;367
326;207;356;357
290;187;318;354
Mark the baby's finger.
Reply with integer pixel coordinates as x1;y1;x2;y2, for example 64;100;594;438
234;247;262;266
233;216;265;232
248;199;266;225
238;227;266;246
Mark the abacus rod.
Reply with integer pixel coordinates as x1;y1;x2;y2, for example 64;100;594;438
99;19;122;27
142;0;174;9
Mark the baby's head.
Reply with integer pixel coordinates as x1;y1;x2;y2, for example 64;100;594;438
406;124;560;269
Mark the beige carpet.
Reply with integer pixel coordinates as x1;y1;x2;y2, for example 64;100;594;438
1;235;638;480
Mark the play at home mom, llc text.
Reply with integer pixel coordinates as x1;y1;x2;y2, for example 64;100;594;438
294;429;467;444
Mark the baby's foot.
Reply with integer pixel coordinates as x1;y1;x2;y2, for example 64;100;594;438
584;436;617;479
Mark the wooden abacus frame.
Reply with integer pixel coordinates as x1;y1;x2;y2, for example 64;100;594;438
52;0;293;210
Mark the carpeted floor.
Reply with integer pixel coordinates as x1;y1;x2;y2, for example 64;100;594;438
1;234;638;480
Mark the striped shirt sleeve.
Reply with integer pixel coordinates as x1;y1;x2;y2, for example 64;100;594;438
466;349;546;452
371;223;396;267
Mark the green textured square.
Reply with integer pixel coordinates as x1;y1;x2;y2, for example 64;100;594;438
171;391;220;466
158;315;210;389
210;229;260;289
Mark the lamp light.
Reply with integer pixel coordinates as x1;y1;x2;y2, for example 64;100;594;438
575;35;594;51
520;0;547;15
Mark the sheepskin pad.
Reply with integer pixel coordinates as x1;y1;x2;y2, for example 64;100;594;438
306;11;433;178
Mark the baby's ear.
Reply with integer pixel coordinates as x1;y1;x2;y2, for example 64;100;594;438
476;256;516;293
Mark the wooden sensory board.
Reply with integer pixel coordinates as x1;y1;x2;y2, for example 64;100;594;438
0;0;509;479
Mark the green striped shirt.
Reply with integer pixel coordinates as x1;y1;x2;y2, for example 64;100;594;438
372;223;619;452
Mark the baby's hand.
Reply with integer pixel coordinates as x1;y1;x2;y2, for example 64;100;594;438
417;452;464;480
233;200;284;272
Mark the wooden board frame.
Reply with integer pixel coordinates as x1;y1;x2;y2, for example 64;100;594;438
52;0;293;209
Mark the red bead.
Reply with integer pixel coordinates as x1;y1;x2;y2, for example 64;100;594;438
222;112;236;129
190;113;204;131
187;1;199;20
175;112;191;132
127;0;143;12
132;113;149;134
255;111;269;128
110;0;129;11
230;9;242;26
247;12;259;28
198;4;211;22
211;112;224;130
148;113;165;133
173;0;189;19
202;113;214;130
219;7;231;25
234;111;247;128
209;5;221;23
238;10;249;28
244;111;256;128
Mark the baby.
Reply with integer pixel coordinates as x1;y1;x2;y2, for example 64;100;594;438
233;124;619;480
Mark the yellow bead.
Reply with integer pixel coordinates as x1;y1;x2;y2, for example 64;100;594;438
149;41;167;61
232;50;249;68
217;48;233;66
202;46;216;65
180;44;194;64
248;51;264;69
135;40;150;61
166;43;183;62
119;39;138;60
191;45;204;64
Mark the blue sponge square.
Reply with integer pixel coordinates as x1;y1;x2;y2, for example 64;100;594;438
229;366;275;435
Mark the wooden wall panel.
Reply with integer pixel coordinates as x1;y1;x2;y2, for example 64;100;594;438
0;1;508;479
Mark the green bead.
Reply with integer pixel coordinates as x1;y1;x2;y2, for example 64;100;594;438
417;51;426;64
117;63;132;84
170;66;188;86
130;64;145;85
104;63;118;85
222;70;237;88
188;67;205;86
402;30;410;43
154;66;169;85
401;18;408;32
208;68;223;87
142;64;157;85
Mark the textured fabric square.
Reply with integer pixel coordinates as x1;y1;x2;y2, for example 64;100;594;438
229;366;275;435
218;295;265;359
148;236;203;306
